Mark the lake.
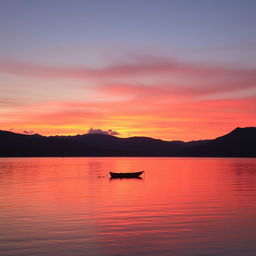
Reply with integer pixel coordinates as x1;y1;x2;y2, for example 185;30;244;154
0;157;256;256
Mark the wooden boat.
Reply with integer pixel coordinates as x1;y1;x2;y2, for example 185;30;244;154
109;171;144;178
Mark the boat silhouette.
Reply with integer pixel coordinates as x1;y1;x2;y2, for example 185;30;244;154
109;171;144;178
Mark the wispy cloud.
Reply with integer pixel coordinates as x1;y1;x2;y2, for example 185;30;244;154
1;54;255;103
1;55;255;82
0;54;255;140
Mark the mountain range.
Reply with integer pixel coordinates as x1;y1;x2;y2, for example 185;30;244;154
0;127;255;157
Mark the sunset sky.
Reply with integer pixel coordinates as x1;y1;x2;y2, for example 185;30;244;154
0;0;255;141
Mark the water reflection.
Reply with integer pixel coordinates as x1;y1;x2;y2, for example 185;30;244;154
0;157;256;256
110;177;143;180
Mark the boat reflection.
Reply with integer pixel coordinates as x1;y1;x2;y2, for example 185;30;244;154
109;171;144;178
110;176;143;180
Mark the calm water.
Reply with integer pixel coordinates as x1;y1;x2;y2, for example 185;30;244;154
0;157;256;256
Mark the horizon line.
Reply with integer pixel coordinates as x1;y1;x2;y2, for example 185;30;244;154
1;126;255;143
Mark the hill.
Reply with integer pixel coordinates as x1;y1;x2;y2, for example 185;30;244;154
0;127;255;157
179;127;256;157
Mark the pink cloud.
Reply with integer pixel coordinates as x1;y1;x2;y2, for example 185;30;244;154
0;55;255;83
97;79;256;103
1;55;255;107
0;54;255;140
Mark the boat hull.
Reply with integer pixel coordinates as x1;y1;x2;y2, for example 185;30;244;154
109;171;144;178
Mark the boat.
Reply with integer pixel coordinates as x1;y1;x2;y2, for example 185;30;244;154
109;171;144;178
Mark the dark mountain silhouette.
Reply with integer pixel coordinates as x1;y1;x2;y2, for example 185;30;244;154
0;127;255;157
179;127;256;157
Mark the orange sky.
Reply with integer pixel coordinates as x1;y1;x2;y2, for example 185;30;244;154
0;55;255;141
